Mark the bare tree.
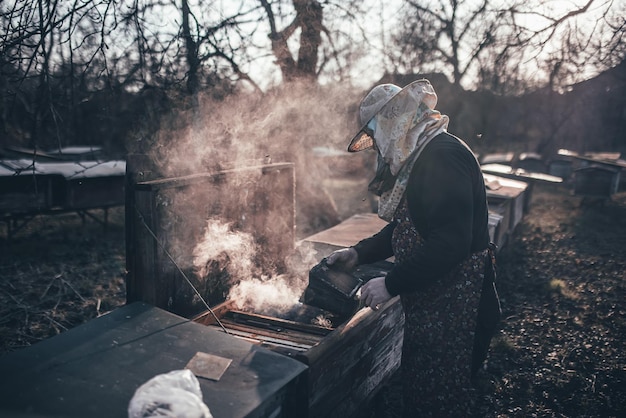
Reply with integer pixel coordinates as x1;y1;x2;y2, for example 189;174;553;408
175;1;266;96
0;0;119;148
257;0;373;84
0;0;267;148
259;0;323;81
391;0;507;88
583;1;626;73
391;0;624;92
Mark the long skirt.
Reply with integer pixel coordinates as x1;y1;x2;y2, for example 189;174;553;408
399;250;487;417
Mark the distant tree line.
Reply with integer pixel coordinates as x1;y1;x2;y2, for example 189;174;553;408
1;0;625;158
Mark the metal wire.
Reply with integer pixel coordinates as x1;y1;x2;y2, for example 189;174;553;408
133;205;230;334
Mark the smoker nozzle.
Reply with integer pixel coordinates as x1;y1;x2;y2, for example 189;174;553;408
348;279;364;299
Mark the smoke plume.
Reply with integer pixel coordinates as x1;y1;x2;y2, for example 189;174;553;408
133;80;374;314
192;218;308;314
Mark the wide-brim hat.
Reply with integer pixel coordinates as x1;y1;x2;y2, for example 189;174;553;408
347;79;437;153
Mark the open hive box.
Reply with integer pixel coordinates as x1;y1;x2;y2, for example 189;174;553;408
192;295;402;418
126;159;404;418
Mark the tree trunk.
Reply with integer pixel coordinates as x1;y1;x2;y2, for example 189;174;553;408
262;0;323;82
294;0;323;78
181;0;199;96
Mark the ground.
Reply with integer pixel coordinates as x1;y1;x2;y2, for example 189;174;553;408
1;181;625;417
0;208;127;352
474;184;626;417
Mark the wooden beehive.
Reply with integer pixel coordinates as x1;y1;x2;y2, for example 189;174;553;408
488;212;506;250
486;194;512;239
0;165;59;214
125;160;404;418
516;152;546;173
193;294;404;418
0;301;309;418
36;161;126;210
548;157;574;180
484;173;530;237
126;162;296;316
0;160;126;213
574;165;621;198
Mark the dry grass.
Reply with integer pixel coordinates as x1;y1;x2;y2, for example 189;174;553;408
0;208;127;353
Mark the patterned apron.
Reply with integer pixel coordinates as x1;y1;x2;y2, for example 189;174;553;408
391;198;489;417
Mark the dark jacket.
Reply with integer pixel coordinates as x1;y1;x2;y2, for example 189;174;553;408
353;132;491;296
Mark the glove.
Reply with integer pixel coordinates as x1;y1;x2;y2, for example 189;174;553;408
360;276;391;310
326;247;358;272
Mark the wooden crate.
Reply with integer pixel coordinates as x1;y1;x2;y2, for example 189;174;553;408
192;208;402;418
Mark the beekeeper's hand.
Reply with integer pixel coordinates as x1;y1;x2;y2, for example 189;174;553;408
361;276;391;310
326;247;358;272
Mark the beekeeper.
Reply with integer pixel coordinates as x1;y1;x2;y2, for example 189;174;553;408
327;79;501;416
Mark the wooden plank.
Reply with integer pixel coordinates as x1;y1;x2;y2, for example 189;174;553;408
216;319;324;347
193;303;331;353
482;164;561;186
192;299;238;326
134;163;294;191
209;326;316;352
558;149;626;169
125;154;152;305
227;310;333;337
300;297;404;418
302;213;388;249
128;189;160;306
481;152;515;165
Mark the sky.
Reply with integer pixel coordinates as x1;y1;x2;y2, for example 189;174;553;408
96;0;617;92
242;0;614;91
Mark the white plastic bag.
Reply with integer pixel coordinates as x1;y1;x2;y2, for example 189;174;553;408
128;369;213;418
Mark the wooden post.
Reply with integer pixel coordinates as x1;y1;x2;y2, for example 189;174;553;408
125;154;161;304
